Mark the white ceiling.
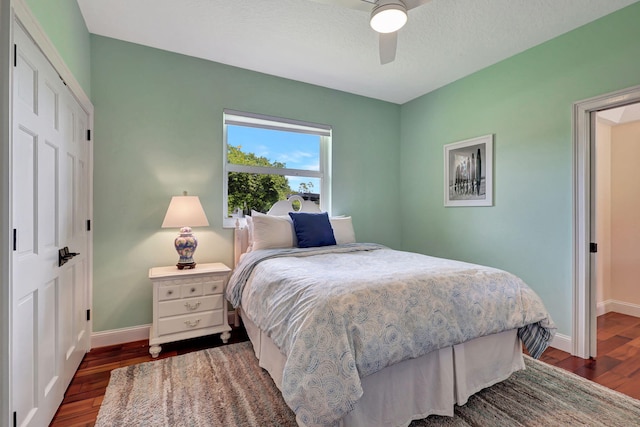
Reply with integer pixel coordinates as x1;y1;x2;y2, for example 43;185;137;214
76;0;639;104
598;103;640;125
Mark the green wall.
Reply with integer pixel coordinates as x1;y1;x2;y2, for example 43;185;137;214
90;36;401;331
400;2;640;336
24;0;91;97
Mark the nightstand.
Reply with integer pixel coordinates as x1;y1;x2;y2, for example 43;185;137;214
148;262;232;357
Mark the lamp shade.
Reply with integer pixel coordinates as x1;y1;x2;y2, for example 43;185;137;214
161;196;209;228
370;0;408;34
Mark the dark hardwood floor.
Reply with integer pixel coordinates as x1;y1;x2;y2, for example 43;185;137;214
538;311;640;400
50;312;640;427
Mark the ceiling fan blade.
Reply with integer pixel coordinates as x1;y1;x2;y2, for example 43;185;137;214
379;31;397;64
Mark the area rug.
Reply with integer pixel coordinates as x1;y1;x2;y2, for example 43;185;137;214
96;341;640;426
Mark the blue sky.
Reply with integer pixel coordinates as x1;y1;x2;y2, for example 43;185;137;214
228;125;320;193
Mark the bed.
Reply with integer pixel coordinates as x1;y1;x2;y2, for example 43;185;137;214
226;197;556;427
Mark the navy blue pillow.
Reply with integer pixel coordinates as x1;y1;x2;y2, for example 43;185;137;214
289;212;336;248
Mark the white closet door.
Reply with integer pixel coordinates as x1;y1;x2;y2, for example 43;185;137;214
12;22;90;427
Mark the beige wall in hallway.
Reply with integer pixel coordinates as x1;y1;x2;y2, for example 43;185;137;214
610;120;640;307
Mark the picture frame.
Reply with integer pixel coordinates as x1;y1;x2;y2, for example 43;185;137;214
444;134;493;207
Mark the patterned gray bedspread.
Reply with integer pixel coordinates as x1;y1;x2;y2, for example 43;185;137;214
226;244;556;427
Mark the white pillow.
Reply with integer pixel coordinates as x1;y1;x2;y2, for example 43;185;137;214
330;216;356;244
250;211;297;250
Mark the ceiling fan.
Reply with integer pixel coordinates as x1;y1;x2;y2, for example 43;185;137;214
313;0;432;64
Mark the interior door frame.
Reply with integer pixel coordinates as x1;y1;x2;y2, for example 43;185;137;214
572;84;640;359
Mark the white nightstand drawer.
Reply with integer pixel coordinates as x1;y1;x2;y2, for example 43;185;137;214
181;282;203;298
204;280;224;295
157;310;224;336
158;284;181;301
158;294;223;317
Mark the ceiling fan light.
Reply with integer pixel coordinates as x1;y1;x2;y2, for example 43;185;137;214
370;1;408;34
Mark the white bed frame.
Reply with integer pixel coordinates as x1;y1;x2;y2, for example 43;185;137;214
233;198;525;426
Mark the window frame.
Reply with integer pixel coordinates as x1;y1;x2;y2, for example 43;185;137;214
222;109;332;228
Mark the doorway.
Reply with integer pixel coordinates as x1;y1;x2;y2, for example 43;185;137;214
594;105;640;356
573;85;640;359
595;105;640;318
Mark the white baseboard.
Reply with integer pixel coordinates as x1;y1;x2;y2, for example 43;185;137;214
90;313;239;349
599;299;640;318
549;332;572;354
92;314;576;357
91;324;151;349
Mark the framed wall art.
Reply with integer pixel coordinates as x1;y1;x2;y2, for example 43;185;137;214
444;134;493;207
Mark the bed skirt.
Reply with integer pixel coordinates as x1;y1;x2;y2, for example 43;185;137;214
240;309;525;427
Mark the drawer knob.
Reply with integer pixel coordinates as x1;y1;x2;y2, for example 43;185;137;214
184;319;201;328
185;301;201;311
190;287;196;293
167;290;173;296
211;285;217;291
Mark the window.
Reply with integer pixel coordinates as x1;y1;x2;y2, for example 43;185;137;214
223;110;332;227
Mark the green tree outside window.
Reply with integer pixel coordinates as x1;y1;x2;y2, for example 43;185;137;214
227;144;293;214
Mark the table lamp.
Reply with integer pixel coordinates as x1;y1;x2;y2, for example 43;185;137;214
161;191;209;269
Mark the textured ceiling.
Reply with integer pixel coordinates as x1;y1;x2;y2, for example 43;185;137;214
76;0;639;104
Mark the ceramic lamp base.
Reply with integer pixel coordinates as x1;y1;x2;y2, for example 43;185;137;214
174;226;199;270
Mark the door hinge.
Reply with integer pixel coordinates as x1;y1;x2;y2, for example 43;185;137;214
13;44;17;67
590;242;598;253
87;129;91;141
13;229;17;251
87;219;91;231
86;309;91;321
